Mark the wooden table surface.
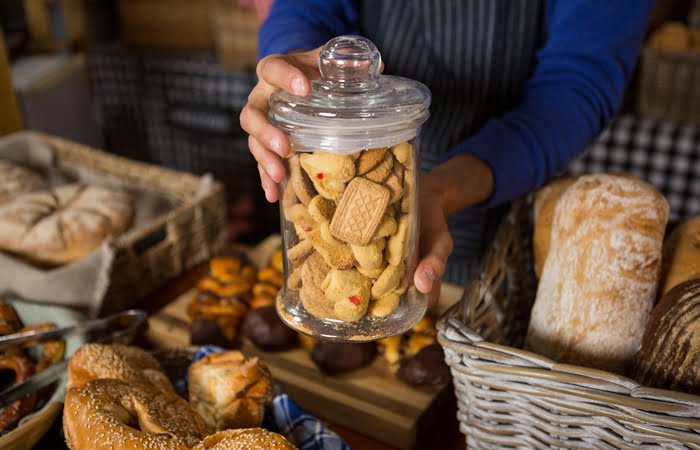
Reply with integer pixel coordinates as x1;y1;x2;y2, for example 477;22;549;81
36;260;467;450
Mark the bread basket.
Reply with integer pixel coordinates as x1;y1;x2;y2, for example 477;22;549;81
437;196;700;449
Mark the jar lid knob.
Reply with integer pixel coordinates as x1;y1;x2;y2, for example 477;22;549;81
317;35;381;92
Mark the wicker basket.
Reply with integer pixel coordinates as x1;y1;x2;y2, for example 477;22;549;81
437;197;700;449
638;45;700;126
37;132;227;317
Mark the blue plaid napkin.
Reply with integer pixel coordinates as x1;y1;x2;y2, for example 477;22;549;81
190;346;352;450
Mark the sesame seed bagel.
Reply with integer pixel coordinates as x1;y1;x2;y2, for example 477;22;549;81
192;429;297;450
63;379;208;450
67;343;175;395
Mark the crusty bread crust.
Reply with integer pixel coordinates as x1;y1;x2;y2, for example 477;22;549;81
526;174;669;374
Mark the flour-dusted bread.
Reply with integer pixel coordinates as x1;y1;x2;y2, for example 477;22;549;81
633;279;700;395
658;215;700;296
0;160;47;205
532;176;578;278
0;184;134;265
525;174;669;374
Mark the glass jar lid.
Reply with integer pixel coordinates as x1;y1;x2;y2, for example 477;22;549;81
268;35;431;153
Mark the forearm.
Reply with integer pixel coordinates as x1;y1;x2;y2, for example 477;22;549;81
446;0;655;207
422;154;494;216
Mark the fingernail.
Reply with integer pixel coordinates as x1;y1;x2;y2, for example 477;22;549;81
424;269;436;282
292;77;305;95
266;163;278;181
269;137;281;153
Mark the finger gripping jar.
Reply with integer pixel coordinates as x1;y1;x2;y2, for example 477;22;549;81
269;35;431;341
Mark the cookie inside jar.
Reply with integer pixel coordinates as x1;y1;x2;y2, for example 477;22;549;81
268;35;431;341
277;141;426;341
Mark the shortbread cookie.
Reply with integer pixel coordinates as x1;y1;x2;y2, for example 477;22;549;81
300;285;337;320
289;154;316;206
384;162;404;205
300;153;355;201
285;203;316;228
306;229;354;269
329;178;390;246
321;269;372;322
356;148;388;175
375;214;398;238
289;265;303;289
351;238;385;271
371;263;405;300
368;293;400;318
391;142;411;168
308;195;336;223
401;169;414;213
363;153;393;183
386;214;410;266
320;222;343;246
288;239;314;266
301;252;330;289
357;263;386;279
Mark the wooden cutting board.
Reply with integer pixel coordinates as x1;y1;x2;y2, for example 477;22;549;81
146;236;464;450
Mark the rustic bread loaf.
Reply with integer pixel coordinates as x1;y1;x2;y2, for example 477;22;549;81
525;174;669;373
0;160;47;205
532;176;577;278
633;279;700;395
658;216;700;296
0;184;133;265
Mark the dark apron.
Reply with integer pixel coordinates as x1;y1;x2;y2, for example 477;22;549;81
360;0;545;285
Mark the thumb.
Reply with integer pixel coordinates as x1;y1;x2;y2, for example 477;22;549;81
414;228;452;307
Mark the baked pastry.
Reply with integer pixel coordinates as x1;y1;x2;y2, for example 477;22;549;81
532;176;577;278
397;344;450;386
633;279;700;395
67;343;175;395
525;174;669;373
0;160;46;205
310;341;377;375
242;306;299;351
188;256;255;347
658;215;700;296
0;184;133;265
193;429;297;450
377;316;444;381
64;378;208;450
188;351;274;431
0;354;36;432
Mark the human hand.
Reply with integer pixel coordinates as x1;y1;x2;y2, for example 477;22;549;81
413;154;494;308
239;48;322;203
413;176;453;309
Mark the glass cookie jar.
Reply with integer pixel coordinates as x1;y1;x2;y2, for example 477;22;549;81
269;35;431;341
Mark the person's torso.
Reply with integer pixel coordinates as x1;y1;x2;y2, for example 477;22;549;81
359;0;546;284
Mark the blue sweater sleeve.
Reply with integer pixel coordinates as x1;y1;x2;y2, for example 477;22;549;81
258;0;360;59
447;0;655;207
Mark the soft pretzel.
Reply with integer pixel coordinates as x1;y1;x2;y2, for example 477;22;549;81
63;378;208;450
0;354;36;432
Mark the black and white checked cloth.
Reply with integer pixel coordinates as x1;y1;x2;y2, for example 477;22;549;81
569;114;700;220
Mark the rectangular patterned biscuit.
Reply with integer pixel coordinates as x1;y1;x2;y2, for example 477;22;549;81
329;177;390;246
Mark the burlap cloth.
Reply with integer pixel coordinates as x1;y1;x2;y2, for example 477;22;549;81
0;132;213;317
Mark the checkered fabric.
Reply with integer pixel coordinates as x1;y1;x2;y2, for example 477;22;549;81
568;114;700;220
190;346;352;450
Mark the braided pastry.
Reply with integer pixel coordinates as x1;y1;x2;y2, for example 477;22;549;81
188;256;255;347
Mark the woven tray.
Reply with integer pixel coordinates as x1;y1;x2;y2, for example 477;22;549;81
437;197;700;449
638;45;700;126
36;132;227;316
